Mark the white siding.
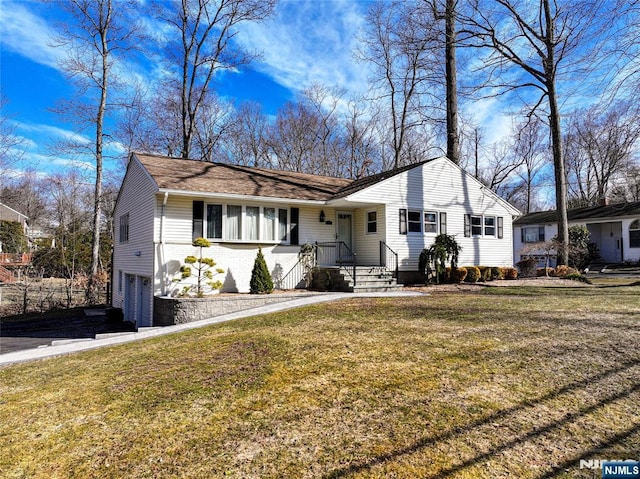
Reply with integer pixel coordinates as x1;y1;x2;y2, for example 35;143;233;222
112;157;158;323
154;202;337;294
346;158;516;269
353;206;385;265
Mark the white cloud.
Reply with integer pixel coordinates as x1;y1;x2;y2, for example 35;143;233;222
0;1;64;69
236;0;370;97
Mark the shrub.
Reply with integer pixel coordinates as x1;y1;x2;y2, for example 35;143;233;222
177;237;224;297
502;267;518;280
537;267;553;277
516;258;537;278
250;247;273;294
490;266;504;280
477;266;492;282
552;265;578;277
450;267;467;283
464;266;481;283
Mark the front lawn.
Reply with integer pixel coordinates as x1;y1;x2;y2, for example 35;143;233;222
1;280;638;478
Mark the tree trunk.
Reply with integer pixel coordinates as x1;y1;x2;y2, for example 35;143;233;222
445;0;460;164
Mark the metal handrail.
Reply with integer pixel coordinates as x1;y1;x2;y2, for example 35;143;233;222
316;241;357;286
277;253;315;290
379;241;398;278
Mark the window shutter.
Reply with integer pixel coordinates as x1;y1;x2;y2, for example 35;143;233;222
521;227;525;243
539;226;545;242
464;214;471;237
439;212;447;234
290;207;299;245
497;217;504;239
192;200;204;240
399;209;407;235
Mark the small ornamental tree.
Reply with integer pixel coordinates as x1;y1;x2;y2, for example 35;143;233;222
178;237;224;297
418;233;462;284
250;247;273;294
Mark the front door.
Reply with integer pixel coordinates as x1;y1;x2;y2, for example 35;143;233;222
336;212;354;263
137;277;151;327
124;274;136;323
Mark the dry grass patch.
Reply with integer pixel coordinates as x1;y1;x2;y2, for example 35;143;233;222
1;281;638;478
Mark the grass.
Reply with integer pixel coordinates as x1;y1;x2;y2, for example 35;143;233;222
1;279;639;478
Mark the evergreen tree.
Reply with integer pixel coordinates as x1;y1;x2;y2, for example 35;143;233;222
250;247;273;294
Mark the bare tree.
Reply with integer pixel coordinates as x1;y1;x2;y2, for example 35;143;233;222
514;116;549;213
565;102;640;206
459;0;612;264
341;99;381;178
156;0;275;160
52;0;138;301
359;1;442;169
222;101;270;167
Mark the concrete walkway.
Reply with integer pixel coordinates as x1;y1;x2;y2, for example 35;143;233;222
0;291;425;367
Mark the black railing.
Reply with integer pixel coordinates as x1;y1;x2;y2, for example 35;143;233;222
277;255;315;290
379;241;398;278
316;241;357;286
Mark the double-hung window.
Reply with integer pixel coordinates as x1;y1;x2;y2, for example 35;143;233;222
206;204;222;239
423;212;437;233
225;205;242;240
471;215;483;236
484;216;496;236
246;206;260;241
465;214;504;238
630;219;640;248
367;211;377;234
408;210;422;233
264;207;276;241
521;226;545;243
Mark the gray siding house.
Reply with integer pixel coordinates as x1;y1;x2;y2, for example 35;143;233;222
112;152;520;327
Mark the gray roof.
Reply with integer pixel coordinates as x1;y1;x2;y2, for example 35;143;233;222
514;202;640;225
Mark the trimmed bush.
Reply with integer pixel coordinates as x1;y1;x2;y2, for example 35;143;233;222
564;272;592;284
537;267;553;277
490;266;504;280
552;265;578;277
477;266;492;282
516;258;537;278
250;247;273;294
502;267;518;280
450;267;467;284
464;266;481;283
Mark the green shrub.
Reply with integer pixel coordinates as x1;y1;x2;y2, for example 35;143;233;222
177;237;224;297
450;267;467;283
464;266;480;283
490;266;504;280
250;247;273;294
477;266;492;282
502;267;518;280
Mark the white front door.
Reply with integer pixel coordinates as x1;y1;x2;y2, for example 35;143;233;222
336;212;354;263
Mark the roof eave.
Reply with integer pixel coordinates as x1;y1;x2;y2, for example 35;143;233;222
157;188;328;205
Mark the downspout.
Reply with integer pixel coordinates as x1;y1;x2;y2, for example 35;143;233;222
160;192;169;295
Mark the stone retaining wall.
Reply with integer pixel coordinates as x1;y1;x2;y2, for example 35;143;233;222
153;293;319;326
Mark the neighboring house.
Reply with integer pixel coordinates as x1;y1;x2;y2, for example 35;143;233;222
112;152;520;327
513;201;640;267
0;202;29;254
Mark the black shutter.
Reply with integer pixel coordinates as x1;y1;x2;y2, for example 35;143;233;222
498;217;504;239
439;212;447;234
290;207;299;245
193;200;204;241
521;227;525;243
539;226;545;242
464;214;471;237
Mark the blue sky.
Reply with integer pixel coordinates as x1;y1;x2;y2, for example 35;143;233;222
0;0;384;182
2;0;626;188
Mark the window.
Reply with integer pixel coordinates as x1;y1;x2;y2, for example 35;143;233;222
399;209;407;235
630;219;640;248
119;213;129;243
424;212;437;234
367;211;377;234
408;210;422;233
246;206;260;241
206;204;222;239
471;215;483;236
264;208;276;241
226;205;242;240
522;226;545;243
279;209;288;241
484;216;496;236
